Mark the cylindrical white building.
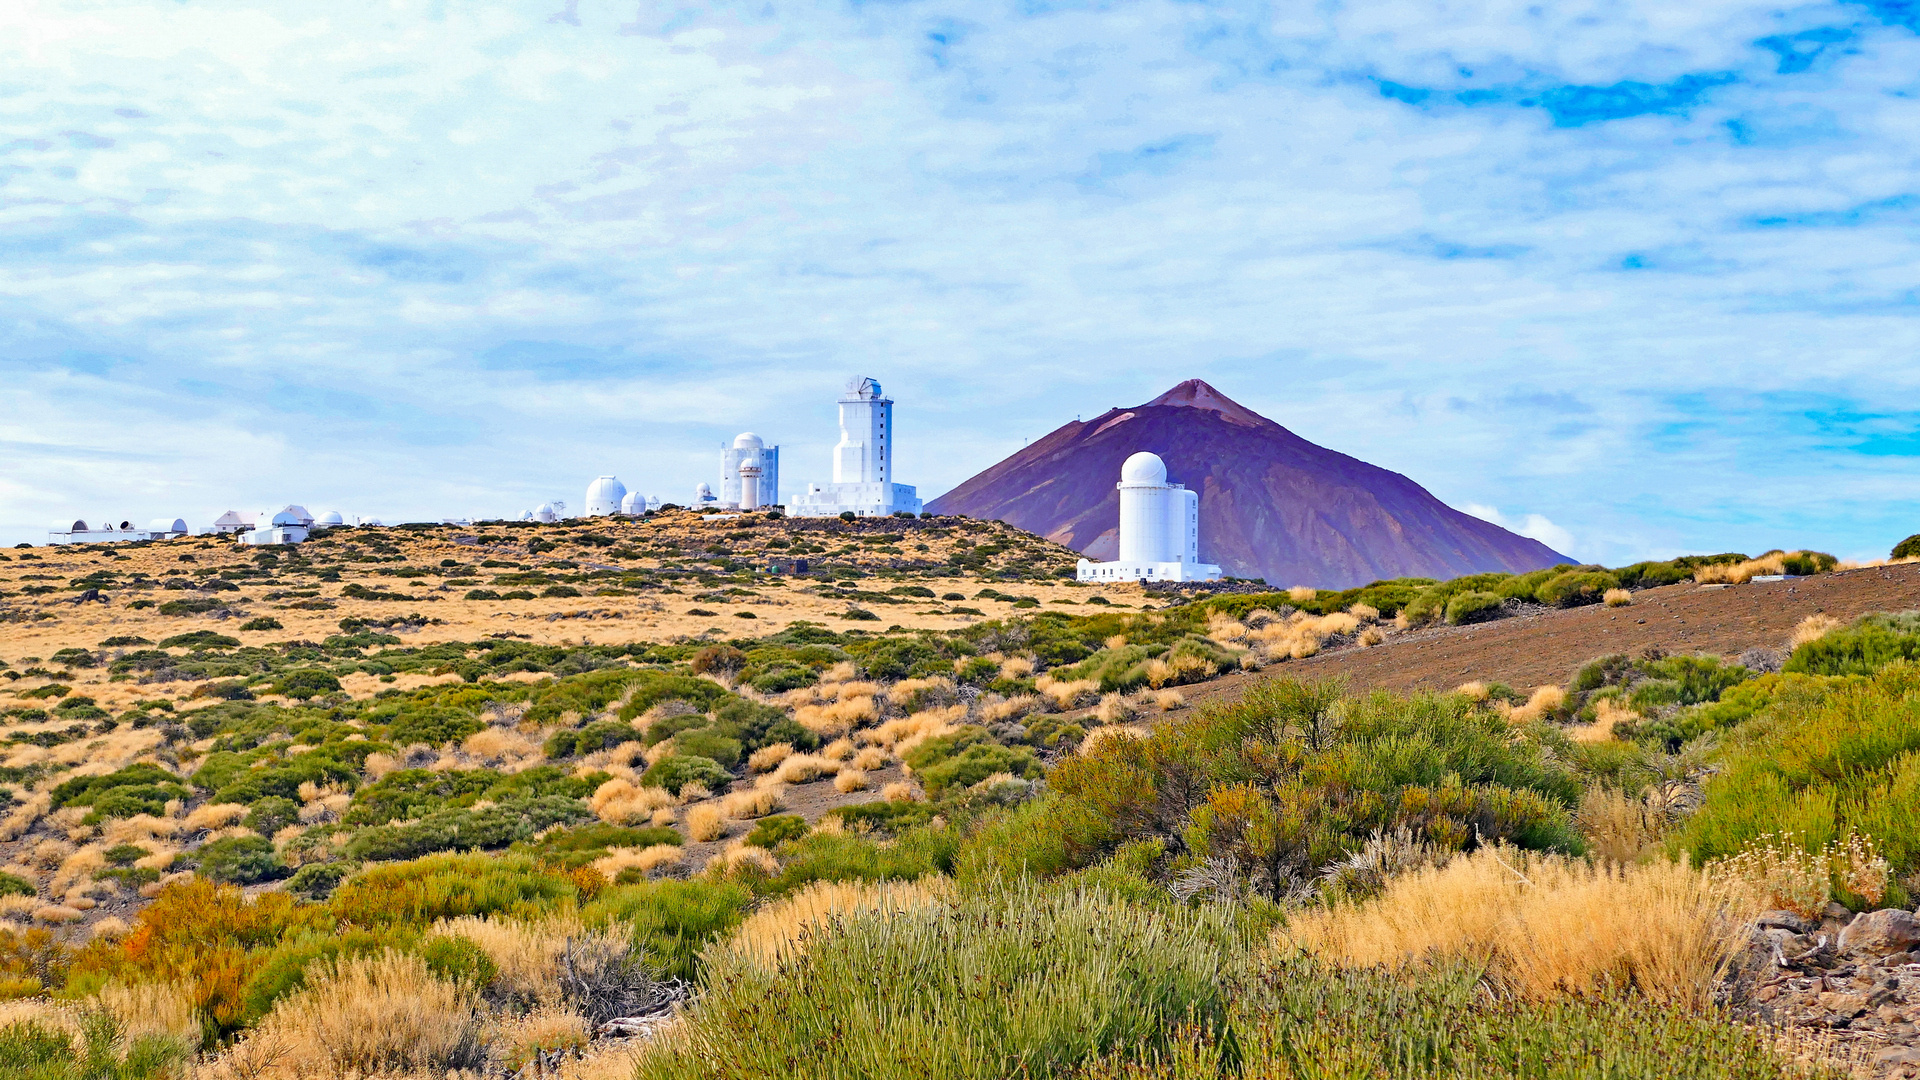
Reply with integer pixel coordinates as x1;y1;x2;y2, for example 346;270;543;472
619;490;645;515
1117;452;1174;565
739;462;762;510
584;476;627;517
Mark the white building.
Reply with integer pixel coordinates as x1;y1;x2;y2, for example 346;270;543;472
242;507;311;546
316;511;346;528
48;517;189;545
721;433;779;510
693;483;717;508
788;377;922;517
584;476;627;517
210;510;254;535
619;490;646;515
1076;452;1221;583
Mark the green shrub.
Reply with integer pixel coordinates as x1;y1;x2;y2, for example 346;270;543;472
1444;591;1504;625
516;822;682;869
743;814;808;848
199;835;286;884
639;755;730;796
244;796;300;836
903;729;1041;795
286;862;352;899
674;729;744;769
823;800;936;835
420;934;498;989
956;794;1115;885
272;669;342;700
760;826;959;897
330;852;579;926
1534;569;1619;608
542;585;581;598
1894;534;1920;560
1785;613;1920;677
343;796;591;862
239;617;284;632
0;872;32;899
636;884;1235;1080
159;598;224;616
581;879;752;982
0;1011;191;1080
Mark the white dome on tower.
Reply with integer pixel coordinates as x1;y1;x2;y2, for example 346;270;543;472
1120;451;1168;485
584;476;627;517
732;432;764;450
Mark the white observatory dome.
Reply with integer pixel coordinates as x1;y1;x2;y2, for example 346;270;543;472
584;476;627;517
317;510;345;526
148;517;188;535
619;490;645;515
534;502;559;523
732;432;764;450
1120;451;1169;485
695;483;713;498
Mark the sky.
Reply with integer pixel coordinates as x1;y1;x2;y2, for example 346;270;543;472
3;0;1919;567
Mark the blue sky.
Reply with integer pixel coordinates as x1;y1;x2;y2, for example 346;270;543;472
3;0;1919;566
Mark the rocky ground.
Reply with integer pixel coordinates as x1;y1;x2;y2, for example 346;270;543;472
1736;906;1920;1077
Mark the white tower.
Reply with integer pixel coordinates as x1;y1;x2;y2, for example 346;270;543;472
788;376;922;518
1077;451;1219;583
833;378;891;485
584;476;627;517
721;432;779;508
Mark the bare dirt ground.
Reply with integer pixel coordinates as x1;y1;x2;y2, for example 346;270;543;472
1185;560;1920;702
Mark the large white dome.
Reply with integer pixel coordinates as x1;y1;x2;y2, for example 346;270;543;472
584;476;627;517
732;432;764;450
1120;451;1168;485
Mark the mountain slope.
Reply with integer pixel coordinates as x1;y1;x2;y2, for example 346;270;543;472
926;380;1571;588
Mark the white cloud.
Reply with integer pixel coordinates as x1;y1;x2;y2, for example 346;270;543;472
1463;504;1580;560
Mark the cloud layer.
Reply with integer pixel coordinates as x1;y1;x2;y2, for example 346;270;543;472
2;0;1918;564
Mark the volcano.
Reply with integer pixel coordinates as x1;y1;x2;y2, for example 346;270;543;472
926;380;1570;588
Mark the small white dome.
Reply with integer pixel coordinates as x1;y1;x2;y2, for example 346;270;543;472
695;483;713;498
619;491;645;514
148;517;188;534
732;432;764;450
318;510;345;526
584;476;627;517
1121;451;1168;485
271;509;302;527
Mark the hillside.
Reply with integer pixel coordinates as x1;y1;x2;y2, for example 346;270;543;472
926;379;1570;588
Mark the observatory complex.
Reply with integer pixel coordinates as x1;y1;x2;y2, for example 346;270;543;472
1076;452;1221;583
721;433;779;511
789;378;922;518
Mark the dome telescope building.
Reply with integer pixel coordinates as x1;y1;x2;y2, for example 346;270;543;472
721;433;779;510
1076;452;1221;583
619;490;646;515
788;377;922;517
584;476;627;517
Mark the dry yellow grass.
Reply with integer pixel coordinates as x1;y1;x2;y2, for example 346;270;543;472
720;788;783;819
998;655;1035;680
792;696;877;737
1692;551;1820;585
1035;675;1099;710
864;705;966;752
1577;787;1666;864
1283;847;1746;1006
980;694;1040;723
426;915;611;1008
1498;685;1567;724
1603;588;1633;607
461;726;540;767
50;846;104;894
1080;725;1147;755
592;843;684;879
226;950;485;1077
183;802;248;831
99;813;179;844
820;737;855;762
850;746;886;771
881;781;921;803
1791;613;1843;649
1148;688;1186;711
95;979;199;1045
1092;693;1135;724
1357;626;1385;647
0;793;49;842
32;904;82;924
709;843;779;876
687;804;730;842
771;753;835;785
833;768;869;793
723;878;952;967
1347;603;1380;622
747;742;794;773
496;1005;590;1071
676;782;713;805
1286;585;1317;603
886;676;953;712
1569;697;1637;743
589;778;675;825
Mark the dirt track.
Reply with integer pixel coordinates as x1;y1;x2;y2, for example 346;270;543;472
1189;561;1920;700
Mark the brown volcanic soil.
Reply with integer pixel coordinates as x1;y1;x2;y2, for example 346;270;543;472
1184;561;1920;701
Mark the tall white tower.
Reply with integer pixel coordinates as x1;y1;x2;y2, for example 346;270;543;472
832;378;891;486
721;432;779;508
1078;451;1219;583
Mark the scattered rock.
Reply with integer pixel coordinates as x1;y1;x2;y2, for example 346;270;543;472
1758;910;1816;935
1842;910;1920;958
